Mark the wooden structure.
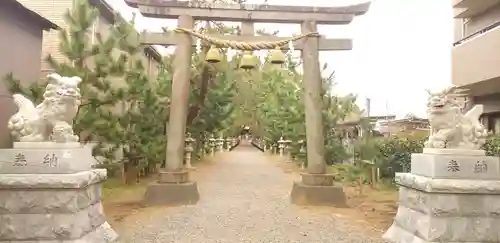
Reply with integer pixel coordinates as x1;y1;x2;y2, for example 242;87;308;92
124;0;371;205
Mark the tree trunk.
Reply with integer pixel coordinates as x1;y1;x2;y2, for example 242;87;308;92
186;42;213;127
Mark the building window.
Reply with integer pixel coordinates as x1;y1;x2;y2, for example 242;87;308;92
495;120;500;134
484;112;500;134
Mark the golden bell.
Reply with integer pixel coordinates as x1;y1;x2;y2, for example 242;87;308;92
205;45;222;63
269;46;285;65
239;51;257;70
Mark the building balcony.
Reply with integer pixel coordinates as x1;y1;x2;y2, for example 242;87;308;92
452;21;500;96
453;0;500;18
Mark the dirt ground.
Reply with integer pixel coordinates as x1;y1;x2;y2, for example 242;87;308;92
101;177;151;229
102;155;398;234
342;186;398;233
271;155;398;234
102;156;221;230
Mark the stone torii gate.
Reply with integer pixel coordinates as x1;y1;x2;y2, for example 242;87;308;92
124;0;371;206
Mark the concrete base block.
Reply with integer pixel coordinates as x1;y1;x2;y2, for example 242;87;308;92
158;171;190;183
384;201;500;243
301;173;335;186
78;221;118;242
383;223;430;243
384;173;500;242
0;222;117;243
144;181;200;206
0;169;117;242
290;181;347;207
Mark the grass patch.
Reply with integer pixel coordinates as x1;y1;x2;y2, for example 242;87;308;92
328;164;369;184
328;164;397;190
342;184;398;231
101;177;153;227
102;177;149;203
325;164;398;231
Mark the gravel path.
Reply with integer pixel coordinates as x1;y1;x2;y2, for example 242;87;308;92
118;145;384;243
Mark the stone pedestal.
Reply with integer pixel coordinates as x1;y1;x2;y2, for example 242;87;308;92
0;142;117;242
383;150;500;243
144;171;200;206
0;142;97;173
290;173;346;207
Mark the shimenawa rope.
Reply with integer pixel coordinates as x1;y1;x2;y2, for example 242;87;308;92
174;27;320;50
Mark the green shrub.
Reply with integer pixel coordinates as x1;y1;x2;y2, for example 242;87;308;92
372;134;500;179
483;135;500;157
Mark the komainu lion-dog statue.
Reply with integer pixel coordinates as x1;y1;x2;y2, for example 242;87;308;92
7;73;82;142
425;86;488;150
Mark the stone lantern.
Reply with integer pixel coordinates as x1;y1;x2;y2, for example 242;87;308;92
200;140;205;157
216;135;224;152
298;140;306;169
184;133;195;169
284;139;292;158
278;137;285;157
298;140;306;153
225;137;232;151
208;134;216;156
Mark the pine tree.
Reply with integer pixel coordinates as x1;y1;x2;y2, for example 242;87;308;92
92;16;168;183
252;51;358;164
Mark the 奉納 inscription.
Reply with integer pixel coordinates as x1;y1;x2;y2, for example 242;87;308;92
447;160;460;172
43;153;59;167
13;153;27;167
474;160;488;173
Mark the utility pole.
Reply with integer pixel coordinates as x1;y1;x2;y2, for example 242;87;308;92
365;97;371;117
385;100;389;117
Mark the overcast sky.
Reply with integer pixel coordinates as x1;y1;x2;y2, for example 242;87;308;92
106;0;453;118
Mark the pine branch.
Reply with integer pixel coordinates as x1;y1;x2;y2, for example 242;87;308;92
186;62;212;126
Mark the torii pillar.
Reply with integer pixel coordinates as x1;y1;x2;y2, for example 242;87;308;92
289;20;346;207
144;15;200;206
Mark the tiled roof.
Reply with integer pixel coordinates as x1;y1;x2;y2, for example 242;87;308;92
3;0;58;30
